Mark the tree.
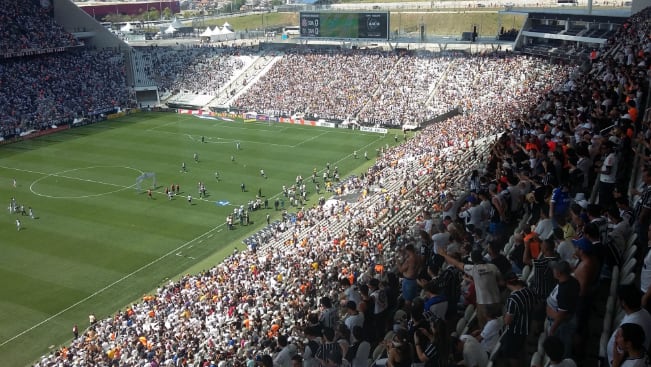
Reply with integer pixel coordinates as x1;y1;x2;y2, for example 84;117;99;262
147;9;160;21
162;7;172;20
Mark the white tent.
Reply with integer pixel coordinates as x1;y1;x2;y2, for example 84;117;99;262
222;21;232;30
199;28;212;38
120;22;133;32
210;26;222;36
222;27;236;40
170;17;184;29
164;25;177;34
211;26;236;41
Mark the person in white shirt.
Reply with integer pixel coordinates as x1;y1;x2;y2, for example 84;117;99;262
439;248;501;328
472;308;504;354
273;335;297;367
598;140;618;208
453;335;488;367
612;323;649;367
640;225;651;312
343;301;364;334
607;284;651;366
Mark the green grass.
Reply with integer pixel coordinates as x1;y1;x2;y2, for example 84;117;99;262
206;11;526;37
0;112;402;366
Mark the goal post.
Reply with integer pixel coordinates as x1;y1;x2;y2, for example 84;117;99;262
135;172;156;192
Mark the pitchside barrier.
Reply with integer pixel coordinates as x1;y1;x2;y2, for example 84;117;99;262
176;109;389;133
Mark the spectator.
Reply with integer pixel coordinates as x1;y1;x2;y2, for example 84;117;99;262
546;261;580;358
500;273;537;367
438;248;501;328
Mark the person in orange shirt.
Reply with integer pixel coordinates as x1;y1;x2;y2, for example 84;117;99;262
627;99;638;123
523;227;542;260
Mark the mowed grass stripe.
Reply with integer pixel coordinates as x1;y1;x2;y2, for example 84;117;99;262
0;112;400;366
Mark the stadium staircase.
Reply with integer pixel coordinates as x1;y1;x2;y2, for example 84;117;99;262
208;53;283;109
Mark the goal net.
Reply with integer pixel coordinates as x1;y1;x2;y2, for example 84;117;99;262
135;172;156;192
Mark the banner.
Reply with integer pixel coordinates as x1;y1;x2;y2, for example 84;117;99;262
360;126;388;134
107;111;126;120
0;125;70;145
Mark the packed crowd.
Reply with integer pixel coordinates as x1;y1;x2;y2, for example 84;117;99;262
234;49;398;121
0;49;132;139
233;49;569;128
0;0;79;56
31;6;651;367
133;45;255;94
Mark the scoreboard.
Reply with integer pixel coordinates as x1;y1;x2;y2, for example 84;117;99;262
299;12;389;40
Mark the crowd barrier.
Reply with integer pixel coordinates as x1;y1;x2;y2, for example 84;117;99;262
179;109;397;133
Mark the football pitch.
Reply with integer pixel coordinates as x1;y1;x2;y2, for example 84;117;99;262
0;112;400;366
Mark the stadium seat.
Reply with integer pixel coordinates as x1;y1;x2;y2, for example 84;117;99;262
522;265;531;281
626;233;638;250
464;304;476;321
599;332;609;361
603;313;613;336
456;318;467;336
610;265;620;297
620;272;635;286
606;295;615;315
537;332;547;355
620;258;637;278
623;245;637;263
489;340;502;361
530;351;542;367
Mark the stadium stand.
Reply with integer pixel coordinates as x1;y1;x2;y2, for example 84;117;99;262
0;0;131;140
0;0;80;58
13;3;651;367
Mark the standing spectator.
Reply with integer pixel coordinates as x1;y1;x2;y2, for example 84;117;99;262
438;249;501;328
343;301;364;334
545;261;579;358
598;140;618;209
398;244;422;309
634;166;651;250
369;278;389;343
430;253;463;319
345;326;371;367
422;283;447;321
303;326;322;367
319;297;338;330
273;335;297;367
641;224;651;314
316;328;342;367
528;238;559;301
549;182;571;227
571;237;599;360
500;273;537;367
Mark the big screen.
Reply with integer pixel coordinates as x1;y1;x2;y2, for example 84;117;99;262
300;12;389;40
